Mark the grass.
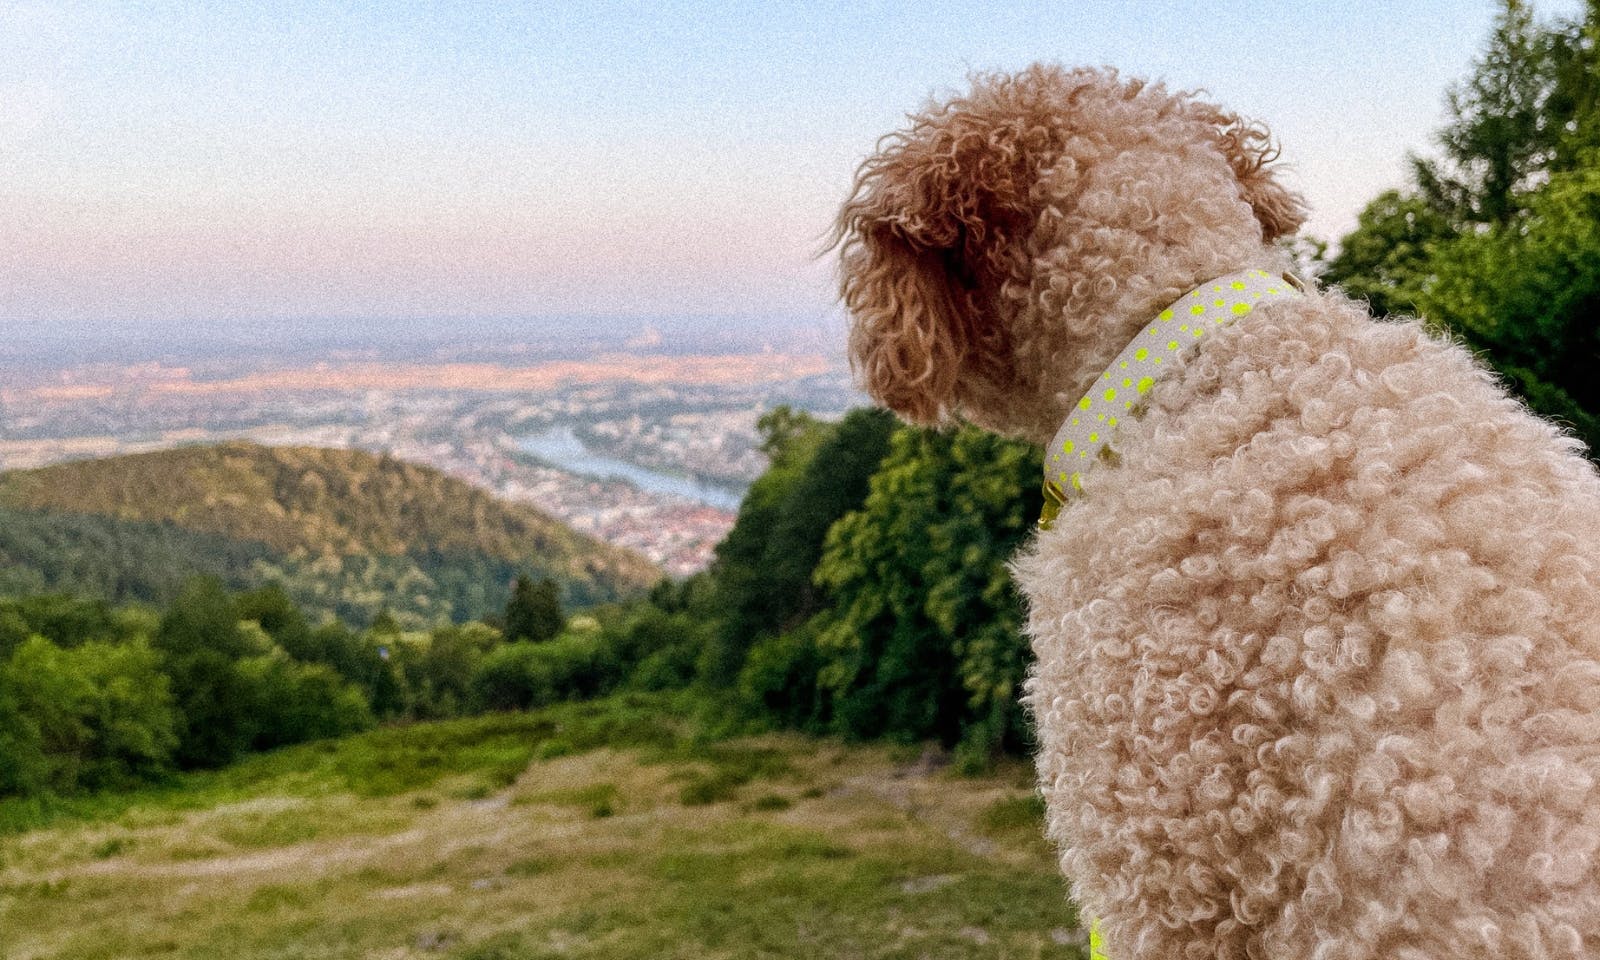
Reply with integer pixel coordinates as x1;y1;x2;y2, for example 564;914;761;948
0;692;1086;959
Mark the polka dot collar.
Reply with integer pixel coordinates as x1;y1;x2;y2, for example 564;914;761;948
1039;268;1306;529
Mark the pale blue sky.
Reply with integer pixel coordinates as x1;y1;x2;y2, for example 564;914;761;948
0;1;1584;347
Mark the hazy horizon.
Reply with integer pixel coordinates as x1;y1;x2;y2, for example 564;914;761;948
5;0;1586;348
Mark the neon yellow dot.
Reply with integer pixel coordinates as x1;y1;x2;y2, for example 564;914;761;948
1134;347;1148;361
1103;371;1111;379
1107;417;1118;427
1062;440;1074;454
1193;327;1204;337
1190;304;1205;315
1097;413;1105;422
1103;388;1117;402
1119;361;1128;369
1168;340;1179;350
1231;280;1246;289
1232;302;1252;315
1138;376;1154;393
1152;357;1162;364
1268;287;1279;294
1071;418;1079;426
1088;432;1098;443
1179;324;1189;332
1071;473;1083;490
1124;400;1132;409
1212;285;1222;292
1159;309;1173;321
1079;397;1092;410
1058;471;1067;483
1122;377;1132;387
1214;298;1225;307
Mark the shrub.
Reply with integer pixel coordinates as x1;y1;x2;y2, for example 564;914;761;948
471;634;620;712
0;635;178;794
236;653;375;750
736;623;827;733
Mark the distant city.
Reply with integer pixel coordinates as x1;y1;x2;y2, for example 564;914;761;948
0;337;861;576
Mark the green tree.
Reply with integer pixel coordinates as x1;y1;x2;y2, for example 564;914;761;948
1546;2;1600;167
1324;190;1457;318
152;577;262;768
235;583;312;660
702;407;894;687
1417;165;1600;454
0;635;177;794
412;622;502;718
1415;0;1558;228
504;575;565;644
1327;0;1600;462
812;426;1043;763
236;652;373;750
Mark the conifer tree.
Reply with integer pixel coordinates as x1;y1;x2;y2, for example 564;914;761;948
504;575;564;644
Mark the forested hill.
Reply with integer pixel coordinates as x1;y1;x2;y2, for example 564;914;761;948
0;442;658;625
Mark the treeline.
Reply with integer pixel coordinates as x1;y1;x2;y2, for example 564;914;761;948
0;575;683;800
0;405;1044;801
1324;0;1600;455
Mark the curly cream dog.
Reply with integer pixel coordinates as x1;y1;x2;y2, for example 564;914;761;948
835;64;1600;959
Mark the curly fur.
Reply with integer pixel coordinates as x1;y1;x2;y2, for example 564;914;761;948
837;65;1600;959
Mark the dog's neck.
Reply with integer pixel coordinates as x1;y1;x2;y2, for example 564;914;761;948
1038;265;1306;527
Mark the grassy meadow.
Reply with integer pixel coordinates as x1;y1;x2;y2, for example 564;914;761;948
0;693;1087;960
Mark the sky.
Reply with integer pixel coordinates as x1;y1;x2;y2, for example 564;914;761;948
0;0;1586;350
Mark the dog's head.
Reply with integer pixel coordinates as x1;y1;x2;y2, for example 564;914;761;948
833;65;1305;441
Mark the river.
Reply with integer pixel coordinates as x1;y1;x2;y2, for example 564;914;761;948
516;426;746;511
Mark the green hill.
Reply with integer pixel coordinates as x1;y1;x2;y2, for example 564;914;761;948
0;442;659;625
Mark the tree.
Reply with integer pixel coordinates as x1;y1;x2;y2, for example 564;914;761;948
234;583;312;660
1417;164;1600;455
0;635;178;794
236;652;373;750
812;425;1044;764
1546;1;1600;168
1414;0;1558;228
1326;0;1600;462
701;407;896;687
152;577;262;768
504;575;564;644
1324;190;1457;318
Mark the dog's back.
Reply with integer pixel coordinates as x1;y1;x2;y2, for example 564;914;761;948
1014;287;1600;959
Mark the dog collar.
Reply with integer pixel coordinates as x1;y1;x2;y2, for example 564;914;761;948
1038;268;1306;529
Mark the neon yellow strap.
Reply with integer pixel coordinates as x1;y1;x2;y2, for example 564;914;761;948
1038;268;1306;528
1089;918;1109;960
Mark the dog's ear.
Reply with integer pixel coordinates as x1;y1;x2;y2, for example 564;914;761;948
833;70;1064;425
1207;110;1307;242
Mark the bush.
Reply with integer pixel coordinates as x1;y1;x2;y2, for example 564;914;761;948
603;606;703;691
471;634;620;712
736;624;827;733
236;653;375;750
0;635;178;795
428;621;502;718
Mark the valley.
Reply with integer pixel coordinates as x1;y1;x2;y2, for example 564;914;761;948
0;348;859;575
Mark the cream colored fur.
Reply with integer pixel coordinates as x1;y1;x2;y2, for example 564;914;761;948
837;64;1600;959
